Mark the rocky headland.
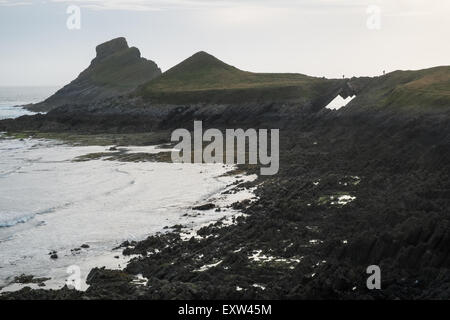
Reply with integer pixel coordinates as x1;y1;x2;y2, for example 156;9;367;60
1;38;450;299
24;37;161;112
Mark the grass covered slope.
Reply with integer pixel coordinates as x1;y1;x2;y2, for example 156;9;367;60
28;37;162;112
348;66;450;111
137;51;343;105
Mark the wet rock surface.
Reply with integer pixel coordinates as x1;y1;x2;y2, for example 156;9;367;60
2;106;450;300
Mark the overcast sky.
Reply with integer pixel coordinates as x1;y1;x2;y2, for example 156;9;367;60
0;0;449;86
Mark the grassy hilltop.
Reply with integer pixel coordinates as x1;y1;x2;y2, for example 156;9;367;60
137;51;450;111
137;51;343;105
348;66;450;111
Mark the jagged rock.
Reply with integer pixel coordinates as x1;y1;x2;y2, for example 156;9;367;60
93;37;129;63
25;37;161;112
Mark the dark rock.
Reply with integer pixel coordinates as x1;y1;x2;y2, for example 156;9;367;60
192;203;215;211
13;274;51;285
24;37;161;112
2;66;450;300
94;37;128;62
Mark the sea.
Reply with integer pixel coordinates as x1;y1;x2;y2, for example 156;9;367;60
0;86;60;120
0;87;253;291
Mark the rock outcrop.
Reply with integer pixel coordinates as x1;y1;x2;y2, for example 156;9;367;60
26;37;161;112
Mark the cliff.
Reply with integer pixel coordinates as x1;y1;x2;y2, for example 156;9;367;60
26;37;162;112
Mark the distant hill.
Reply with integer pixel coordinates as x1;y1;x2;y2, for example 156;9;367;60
22;38;449;116
347;66;450;111
137;51;344;105
27;37;161;112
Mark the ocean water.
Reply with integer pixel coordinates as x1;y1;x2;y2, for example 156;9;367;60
0;136;245;290
0;86;59;119
0;87;253;292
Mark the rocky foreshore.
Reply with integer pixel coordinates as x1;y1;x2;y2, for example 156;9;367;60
2;106;450;299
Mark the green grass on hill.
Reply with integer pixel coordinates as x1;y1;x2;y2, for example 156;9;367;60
349;66;450;111
137;51;339;104
139;51;449;110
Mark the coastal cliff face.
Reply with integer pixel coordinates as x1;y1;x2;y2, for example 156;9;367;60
26;37;162;112
3;66;449;134
16;44;449;133
4;49;353;132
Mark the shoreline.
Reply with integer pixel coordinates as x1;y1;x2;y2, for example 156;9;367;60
0;135;258;293
2;109;450;299
1;170;257;294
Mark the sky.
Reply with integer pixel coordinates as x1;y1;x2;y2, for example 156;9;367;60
0;0;449;86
